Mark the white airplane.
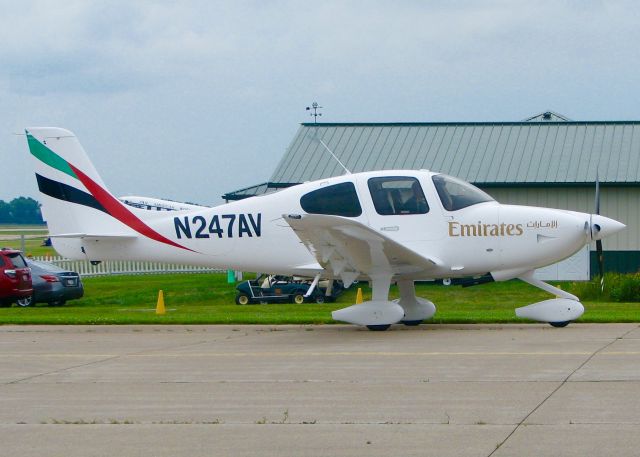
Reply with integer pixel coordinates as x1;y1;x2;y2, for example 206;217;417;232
25;127;625;330
119;195;209;212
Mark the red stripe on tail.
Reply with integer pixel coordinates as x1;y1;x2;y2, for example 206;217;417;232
68;164;194;252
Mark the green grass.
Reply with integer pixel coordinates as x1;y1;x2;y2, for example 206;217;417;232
1;273;638;325
0;224;56;257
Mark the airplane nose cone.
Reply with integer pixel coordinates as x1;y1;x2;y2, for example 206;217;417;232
591;215;626;241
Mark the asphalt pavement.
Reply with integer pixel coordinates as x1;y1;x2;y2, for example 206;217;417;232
1;324;639;456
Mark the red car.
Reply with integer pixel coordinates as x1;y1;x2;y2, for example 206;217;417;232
0;249;33;307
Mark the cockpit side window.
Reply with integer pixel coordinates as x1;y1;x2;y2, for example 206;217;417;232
300;182;362;217
367;177;429;216
432;174;494;211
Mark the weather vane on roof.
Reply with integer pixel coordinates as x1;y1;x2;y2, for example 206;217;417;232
306;102;323;124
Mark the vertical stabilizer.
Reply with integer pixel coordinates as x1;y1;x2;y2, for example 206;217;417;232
26;128;137;258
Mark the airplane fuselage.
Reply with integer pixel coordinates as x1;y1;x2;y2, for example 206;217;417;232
55;169;590;281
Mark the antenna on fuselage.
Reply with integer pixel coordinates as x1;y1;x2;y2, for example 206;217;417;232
306;102;351;175
317;138;351;175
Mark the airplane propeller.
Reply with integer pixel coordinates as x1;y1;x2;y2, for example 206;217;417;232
590;174;605;291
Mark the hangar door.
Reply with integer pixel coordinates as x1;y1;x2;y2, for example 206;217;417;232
534;245;590;281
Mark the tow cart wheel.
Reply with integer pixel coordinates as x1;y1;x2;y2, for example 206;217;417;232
235;294;250;305
314;295;325;304
292;294;305;304
550;321;570;328
367;324;391;331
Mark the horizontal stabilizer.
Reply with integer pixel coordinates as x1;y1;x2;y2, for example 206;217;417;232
50;233;138;240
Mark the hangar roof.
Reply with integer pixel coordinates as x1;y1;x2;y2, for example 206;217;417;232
269;121;640;187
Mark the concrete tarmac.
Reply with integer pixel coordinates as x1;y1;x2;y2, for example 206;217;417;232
1;324;639;456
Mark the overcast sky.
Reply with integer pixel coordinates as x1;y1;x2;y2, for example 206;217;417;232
2;0;639;205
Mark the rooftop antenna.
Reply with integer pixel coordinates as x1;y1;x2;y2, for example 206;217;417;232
306;101;322;124
306;102;351;175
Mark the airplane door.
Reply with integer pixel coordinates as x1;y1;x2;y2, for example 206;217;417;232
356;175;446;245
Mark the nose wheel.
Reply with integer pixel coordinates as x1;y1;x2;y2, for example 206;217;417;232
549;321;571;328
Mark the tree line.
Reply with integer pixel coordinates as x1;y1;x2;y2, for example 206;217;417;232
0;197;44;224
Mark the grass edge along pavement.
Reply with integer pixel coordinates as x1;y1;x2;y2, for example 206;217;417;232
0;272;638;325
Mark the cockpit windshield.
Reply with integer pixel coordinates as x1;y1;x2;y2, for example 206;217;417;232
432;174;494;211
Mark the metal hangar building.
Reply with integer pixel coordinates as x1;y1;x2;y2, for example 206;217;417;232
224;112;640;278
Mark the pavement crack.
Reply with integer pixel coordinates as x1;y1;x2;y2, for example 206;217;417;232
7;355;123;384
486;325;636;457
5;340;207;385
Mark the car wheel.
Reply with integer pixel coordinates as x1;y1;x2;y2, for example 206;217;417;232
235;294;250;305
16;296;33;307
292;294;305;304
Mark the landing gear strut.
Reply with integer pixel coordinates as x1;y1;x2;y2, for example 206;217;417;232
514;271;584;327
332;274;402;330
396;280;436;326
332;277;436;331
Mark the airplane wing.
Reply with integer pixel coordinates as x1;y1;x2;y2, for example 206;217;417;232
283;214;441;286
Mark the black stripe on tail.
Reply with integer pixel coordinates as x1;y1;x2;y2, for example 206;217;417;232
36;173;108;214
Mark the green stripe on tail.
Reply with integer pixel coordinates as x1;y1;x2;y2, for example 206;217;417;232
26;132;77;179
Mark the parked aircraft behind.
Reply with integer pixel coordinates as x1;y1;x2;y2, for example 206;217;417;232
119;195;209;212
25;127;625;330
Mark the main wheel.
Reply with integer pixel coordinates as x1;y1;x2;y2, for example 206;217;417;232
292;294;305;304
366;324;391;331
402;320;423;326
16;296;33;307
550;321;570;328
235;294;250;305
